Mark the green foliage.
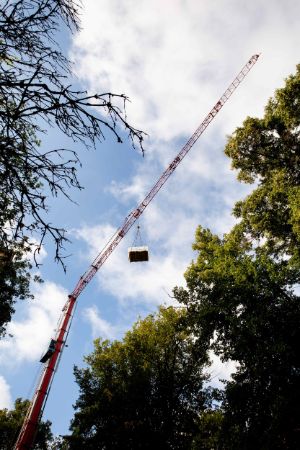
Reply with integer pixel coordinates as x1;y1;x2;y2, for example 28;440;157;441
182;225;298;354
47;436;69;450
178;225;300;448
225;65;300;263
0;241;37;337
63;64;300;449
192;409;224;450
0;120;43;336
0;398;53;449
66;307;210;449
225;64;300;184
175;64;300;449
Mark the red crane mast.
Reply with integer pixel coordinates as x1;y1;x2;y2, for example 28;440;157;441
14;54;260;449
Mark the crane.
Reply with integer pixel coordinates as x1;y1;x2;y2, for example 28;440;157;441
14;54;260;449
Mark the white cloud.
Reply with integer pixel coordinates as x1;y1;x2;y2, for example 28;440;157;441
69;2;300;302
83;306;117;339
0;282;67;367
70;0;299;340
72;0;300;142
72;138;252;309
0;375;12;409
73;222;185;306
208;352;238;389
6;1;300;431
293;284;300;295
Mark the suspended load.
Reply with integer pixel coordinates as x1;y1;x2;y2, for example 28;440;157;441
128;225;149;262
128;246;149;262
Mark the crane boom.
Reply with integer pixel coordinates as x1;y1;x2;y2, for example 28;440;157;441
15;54;260;449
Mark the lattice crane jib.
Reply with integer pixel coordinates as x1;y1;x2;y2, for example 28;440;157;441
14;54;260;450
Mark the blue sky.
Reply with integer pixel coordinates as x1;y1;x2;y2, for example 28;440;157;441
1;0;300;437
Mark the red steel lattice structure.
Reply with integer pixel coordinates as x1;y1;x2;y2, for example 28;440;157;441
15;54;260;449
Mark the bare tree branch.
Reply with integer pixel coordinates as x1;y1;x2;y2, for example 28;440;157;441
0;0;146;268
0;0;147;334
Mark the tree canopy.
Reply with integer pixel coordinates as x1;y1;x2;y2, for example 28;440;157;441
176;225;300;448
66;307;211;450
225;64;300;264
0;398;53;450
62;64;300;450
174;65;300;449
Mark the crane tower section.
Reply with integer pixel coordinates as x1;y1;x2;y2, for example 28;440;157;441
14;54;260;450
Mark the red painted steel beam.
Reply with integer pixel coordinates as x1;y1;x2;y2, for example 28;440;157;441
15;54;260;449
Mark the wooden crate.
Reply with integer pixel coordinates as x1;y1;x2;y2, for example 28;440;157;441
128;246;149;262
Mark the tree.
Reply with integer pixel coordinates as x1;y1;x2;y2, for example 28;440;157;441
176;226;300;449
0;239;38;337
66;307;210;450
192;409;224;450
0;398;53;449
0;0;145;335
224;64;300;264
175;65;300;449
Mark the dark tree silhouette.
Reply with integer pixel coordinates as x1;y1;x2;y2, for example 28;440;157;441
0;398;53;450
0;0;145;335
66;307;210;450
176;65;300;449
